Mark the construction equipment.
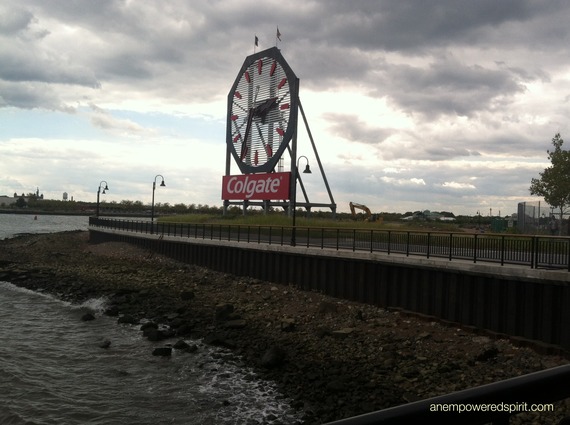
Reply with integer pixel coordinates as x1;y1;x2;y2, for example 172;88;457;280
349;202;381;222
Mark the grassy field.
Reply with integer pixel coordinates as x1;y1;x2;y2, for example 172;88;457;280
158;213;465;232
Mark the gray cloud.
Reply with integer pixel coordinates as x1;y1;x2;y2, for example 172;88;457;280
0;5;36;35
379;59;527;118
0;81;75;111
324;113;394;145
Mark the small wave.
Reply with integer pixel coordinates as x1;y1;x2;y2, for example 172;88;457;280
0;281;62;303
0;282;110;317
75;297;109;314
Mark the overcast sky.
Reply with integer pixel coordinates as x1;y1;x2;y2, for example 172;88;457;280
2;0;569;216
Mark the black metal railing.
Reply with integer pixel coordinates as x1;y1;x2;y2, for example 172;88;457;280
89;217;570;270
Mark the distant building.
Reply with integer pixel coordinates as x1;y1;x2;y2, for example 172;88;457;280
0;195;16;206
0;190;44;207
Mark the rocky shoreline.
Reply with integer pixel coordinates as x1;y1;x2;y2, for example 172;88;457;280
0;230;568;424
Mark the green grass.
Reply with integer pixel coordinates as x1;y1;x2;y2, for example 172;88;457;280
159;212;466;232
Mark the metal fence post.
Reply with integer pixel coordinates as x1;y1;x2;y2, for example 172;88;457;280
336;228;340;251
473;234;478;263
531;236;536;269
353;229;356;252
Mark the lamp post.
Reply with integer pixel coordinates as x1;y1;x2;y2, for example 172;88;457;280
151;174;166;223
291;156;311;246
96;181;109;217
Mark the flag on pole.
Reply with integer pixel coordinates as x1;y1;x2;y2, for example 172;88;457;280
255;35;259;46
276;27;281;41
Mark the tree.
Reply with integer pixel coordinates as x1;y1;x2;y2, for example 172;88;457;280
15;197;27;208
529;133;570;228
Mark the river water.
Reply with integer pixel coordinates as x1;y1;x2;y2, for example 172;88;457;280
0;214;301;424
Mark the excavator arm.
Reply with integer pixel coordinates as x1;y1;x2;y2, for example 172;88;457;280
349;202;372;219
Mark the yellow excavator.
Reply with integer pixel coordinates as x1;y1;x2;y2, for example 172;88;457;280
349;202;381;222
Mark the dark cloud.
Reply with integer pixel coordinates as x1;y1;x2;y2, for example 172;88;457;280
0;81;74;111
0;47;101;87
301;0;568;52
324;113;394;145
422;146;480;160
2;0;565;115
371;57;527;118
0;5;35;35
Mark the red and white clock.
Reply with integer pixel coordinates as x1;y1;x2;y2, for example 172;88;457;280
227;47;299;174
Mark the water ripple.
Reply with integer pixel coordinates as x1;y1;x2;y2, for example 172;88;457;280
0;281;301;425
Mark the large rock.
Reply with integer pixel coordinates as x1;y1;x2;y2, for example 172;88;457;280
180;290;195;300
144;327;175;341
117;314;138;325
104;305;119;316
99;339;111;349
215;303;234;321
173;339;189;350
81;313;96;321
224;319;247;329
152;347;172;357
260;345;286;368
332;328;356;339
281;319;296;332
318;300;338;315
140;321;158;331
204;333;237;349
174;323;192;336
171;339;198;353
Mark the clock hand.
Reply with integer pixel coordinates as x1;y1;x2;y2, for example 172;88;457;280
240;109;254;161
253;97;278;124
254;97;277;114
239;97;279;161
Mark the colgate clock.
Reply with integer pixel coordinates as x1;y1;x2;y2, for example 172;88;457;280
226;47;299;174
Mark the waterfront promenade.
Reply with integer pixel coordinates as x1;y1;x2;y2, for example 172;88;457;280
89;219;570;354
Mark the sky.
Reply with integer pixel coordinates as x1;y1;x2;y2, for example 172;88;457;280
1;0;569;216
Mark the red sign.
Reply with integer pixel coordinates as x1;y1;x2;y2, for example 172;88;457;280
222;172;291;200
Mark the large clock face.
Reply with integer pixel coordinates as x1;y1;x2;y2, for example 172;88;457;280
227;47;298;174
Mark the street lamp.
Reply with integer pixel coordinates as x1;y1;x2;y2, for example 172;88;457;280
151;174;166;223
291;156;311;246
96;180;109;217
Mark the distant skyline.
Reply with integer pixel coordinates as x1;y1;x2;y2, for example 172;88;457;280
2;1;569;215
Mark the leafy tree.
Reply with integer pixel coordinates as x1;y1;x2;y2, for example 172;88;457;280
529;133;570;227
15;197;27;208
172;203;189;214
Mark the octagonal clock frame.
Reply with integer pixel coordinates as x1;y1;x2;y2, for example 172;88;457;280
226;47;299;175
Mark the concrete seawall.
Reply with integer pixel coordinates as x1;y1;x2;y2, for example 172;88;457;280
89;228;570;353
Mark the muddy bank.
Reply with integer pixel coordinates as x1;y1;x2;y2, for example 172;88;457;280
0;231;568;424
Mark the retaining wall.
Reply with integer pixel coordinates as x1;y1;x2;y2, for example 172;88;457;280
89;228;570;353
